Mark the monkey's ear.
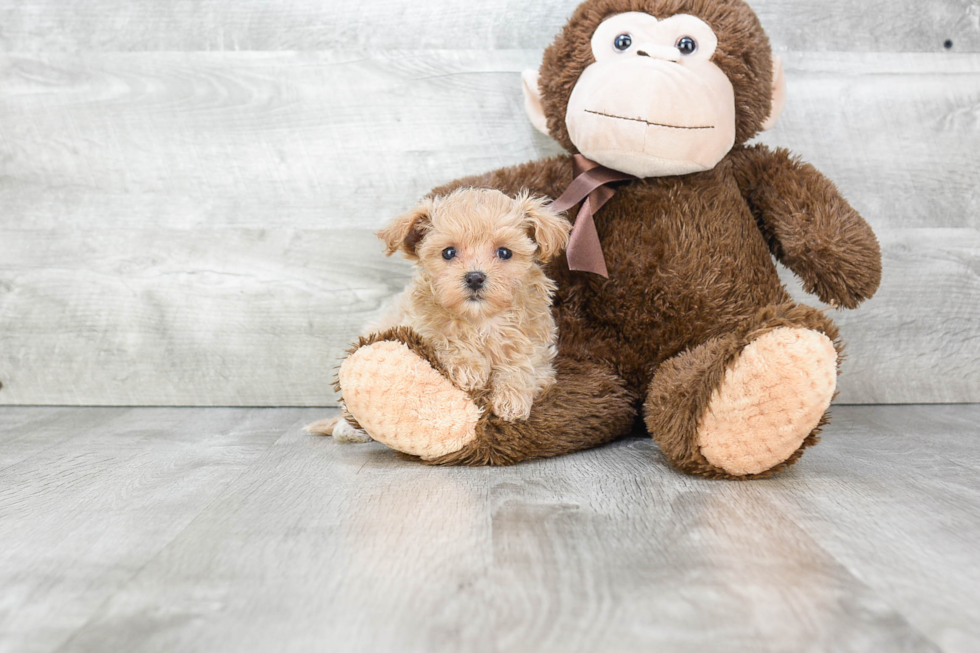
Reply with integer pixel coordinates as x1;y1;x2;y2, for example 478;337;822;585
522;69;551;137
761;56;787;131
377;199;434;259
519;193;572;262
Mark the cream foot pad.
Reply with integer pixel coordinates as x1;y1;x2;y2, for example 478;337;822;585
698;327;837;476
338;341;481;459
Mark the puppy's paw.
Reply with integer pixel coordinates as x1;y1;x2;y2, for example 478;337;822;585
490;386;534;422
304;416;373;443
447;362;491;392
334;418;373;443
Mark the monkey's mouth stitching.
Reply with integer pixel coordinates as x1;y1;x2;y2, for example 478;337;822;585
584;109;714;131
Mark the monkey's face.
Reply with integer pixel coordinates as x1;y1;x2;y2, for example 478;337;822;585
565;12;736;178
523;0;784;179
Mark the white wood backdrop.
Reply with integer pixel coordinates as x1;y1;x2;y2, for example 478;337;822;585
0;1;978;406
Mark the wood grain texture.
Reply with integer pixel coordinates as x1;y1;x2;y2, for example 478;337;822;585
0;228;411;406
755;405;980;653
0;51;551;231
0;407;309;653
2;405;977;652
1;227;976;406
0;42;977;405
759;52;980;232
1;51;977;231
0;0;975;53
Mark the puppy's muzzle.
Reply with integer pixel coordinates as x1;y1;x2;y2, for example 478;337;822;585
464;271;487;291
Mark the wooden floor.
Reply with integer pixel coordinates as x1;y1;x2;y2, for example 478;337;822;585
1;405;978;653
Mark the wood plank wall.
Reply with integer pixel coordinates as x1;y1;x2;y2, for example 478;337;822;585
0;1;977;406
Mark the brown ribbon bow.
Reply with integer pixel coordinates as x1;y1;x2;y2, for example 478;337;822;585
551;154;636;278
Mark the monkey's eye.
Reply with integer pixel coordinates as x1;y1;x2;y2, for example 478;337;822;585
496;247;513;260
442;247;457;261
613;34;632;51
676;36;698;55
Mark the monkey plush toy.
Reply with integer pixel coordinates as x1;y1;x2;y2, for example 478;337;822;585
333;0;881;479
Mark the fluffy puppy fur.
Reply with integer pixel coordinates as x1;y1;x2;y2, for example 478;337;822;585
308;188;571;441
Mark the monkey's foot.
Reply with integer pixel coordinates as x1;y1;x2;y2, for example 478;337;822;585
338;340;481;459
697;327;837;476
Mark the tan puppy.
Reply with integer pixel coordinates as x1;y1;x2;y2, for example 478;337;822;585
309;188;571;442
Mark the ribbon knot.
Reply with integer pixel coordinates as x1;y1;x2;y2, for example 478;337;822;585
551;154;636;278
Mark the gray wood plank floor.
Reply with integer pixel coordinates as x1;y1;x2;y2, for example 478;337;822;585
1;406;977;653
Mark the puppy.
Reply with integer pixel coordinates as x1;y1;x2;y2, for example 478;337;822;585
308;187;571;443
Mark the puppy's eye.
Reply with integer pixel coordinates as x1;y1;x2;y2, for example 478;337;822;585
676;36;697;55
442;247;457;261
496;247;513;260
614;34;632;52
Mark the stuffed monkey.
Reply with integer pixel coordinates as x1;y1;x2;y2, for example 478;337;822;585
331;0;881;479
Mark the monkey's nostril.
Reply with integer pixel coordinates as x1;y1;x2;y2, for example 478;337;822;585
464;271;486;290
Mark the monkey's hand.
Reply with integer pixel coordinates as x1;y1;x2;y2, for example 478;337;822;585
731;145;882;309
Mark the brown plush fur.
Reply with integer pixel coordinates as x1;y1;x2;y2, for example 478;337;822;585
730;146;882;309
644;302;841;480
426;356;639;466
335;0;881;477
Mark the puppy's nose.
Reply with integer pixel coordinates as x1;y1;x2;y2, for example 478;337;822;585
464;271;486;290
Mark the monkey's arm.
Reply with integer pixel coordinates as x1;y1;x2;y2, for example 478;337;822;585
730;144;882;309
429;155;572;200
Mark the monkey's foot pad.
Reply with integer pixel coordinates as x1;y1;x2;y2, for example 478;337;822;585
338;341;481;460
698;327;838;476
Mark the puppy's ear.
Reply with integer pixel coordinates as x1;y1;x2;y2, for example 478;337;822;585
377;198;435;259
519;193;572;262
